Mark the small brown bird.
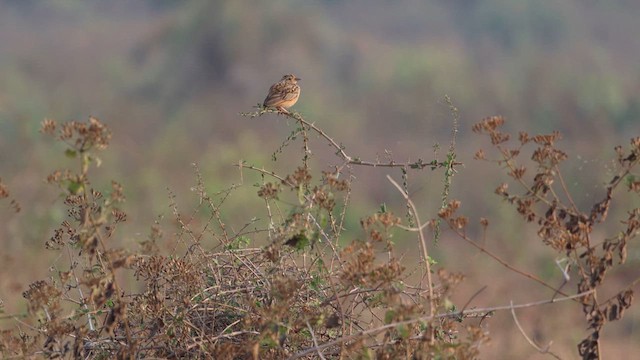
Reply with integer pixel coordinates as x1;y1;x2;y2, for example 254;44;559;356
262;74;301;113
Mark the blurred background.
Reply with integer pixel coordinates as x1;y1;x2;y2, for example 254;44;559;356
0;0;639;358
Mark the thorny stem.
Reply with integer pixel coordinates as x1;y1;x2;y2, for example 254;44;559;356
434;95;460;242
296;118;311;171
94;228;133;348
449;226;571;299
66;244;95;331
241;107;462;170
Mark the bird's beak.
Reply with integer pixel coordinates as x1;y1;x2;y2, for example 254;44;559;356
295;77;301;81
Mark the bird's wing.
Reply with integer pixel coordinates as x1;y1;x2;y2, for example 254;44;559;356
281;85;300;101
263;82;286;106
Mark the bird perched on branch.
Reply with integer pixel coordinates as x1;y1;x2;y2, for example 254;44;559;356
262;74;301;114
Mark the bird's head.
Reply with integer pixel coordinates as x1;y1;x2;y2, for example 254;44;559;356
282;74;301;83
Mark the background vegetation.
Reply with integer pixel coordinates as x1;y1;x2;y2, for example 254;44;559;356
1;1;639;358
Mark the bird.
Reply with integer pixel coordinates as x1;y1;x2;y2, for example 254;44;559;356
262;74;301;114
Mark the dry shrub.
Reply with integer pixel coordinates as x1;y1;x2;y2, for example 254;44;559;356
1;111;637;359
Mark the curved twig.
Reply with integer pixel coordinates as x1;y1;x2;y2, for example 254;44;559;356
241;107;462;170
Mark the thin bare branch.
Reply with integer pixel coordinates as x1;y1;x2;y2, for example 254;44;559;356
288;290;594;360
510;300;562;360
241;107;462;170
387;175;435;330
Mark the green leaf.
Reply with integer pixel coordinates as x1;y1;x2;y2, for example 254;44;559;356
319;213;328;228
309;275;323;291
384;310;395;324
260;336;278;348
67;180;83;194
64;149;77;158
397;324;410;339
225;235;251;250
444;298;456;312
300;328;311;339
311;230;320;247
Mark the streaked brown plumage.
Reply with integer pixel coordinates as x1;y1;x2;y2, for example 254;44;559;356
262;74;301;113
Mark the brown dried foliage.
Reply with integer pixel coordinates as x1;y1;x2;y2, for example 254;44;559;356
0;178;21;213
1;115;484;359
446;117;640;359
3;113;636;359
